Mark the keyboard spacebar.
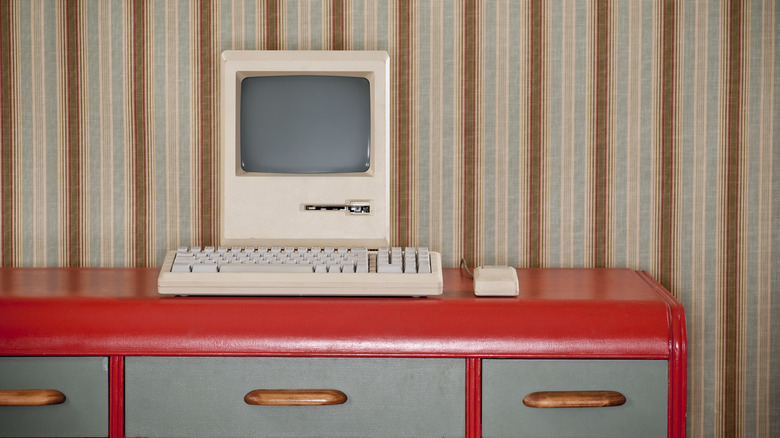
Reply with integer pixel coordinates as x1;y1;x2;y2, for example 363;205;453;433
219;263;314;273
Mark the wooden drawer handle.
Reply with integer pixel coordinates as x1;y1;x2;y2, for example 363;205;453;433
0;389;66;406
244;389;347;406
523;390;626;408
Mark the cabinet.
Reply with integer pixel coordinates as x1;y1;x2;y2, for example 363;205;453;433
0;268;686;437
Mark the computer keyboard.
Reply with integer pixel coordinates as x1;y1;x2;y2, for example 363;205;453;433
157;246;443;296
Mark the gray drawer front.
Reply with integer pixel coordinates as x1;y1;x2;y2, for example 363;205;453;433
125;357;465;438
482;359;667;438
0;357;109;438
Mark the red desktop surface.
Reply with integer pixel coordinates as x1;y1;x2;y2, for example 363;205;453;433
0;268;677;359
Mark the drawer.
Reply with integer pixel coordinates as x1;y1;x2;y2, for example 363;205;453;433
125;357;465;438
482;359;667;438
0;357;109;438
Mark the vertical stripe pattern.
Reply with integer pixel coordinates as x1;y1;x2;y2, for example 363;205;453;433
392;1;414;247
721;0;742;434
591;0;610;268
129;0;148;267
0;0;15;266
657;0;678;287
196;0;217;250
463;0;480;267
527;0;545;268
63;1;82;267
0;2;777;436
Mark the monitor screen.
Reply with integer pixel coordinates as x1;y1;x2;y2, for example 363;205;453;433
240;75;371;174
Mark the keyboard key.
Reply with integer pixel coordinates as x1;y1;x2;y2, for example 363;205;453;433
377;263;403;273
171;262;192;273
219;263;314;273
192;262;218;273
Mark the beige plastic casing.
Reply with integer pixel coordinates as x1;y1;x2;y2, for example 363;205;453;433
473;266;520;296
220;50;390;248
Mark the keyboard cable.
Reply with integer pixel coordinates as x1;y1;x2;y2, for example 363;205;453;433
459;258;474;278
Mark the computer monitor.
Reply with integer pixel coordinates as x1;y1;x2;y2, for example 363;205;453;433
220;50;390;248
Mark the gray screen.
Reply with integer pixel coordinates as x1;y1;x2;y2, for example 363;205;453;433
240;75;371;174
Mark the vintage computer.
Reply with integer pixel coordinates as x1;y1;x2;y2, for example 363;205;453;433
157;50;442;296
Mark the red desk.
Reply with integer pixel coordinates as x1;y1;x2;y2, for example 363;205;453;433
0;268;686;437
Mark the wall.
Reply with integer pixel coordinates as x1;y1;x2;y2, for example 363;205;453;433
0;1;777;436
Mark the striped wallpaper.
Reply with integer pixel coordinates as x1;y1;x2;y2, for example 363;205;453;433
0;1;777;437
